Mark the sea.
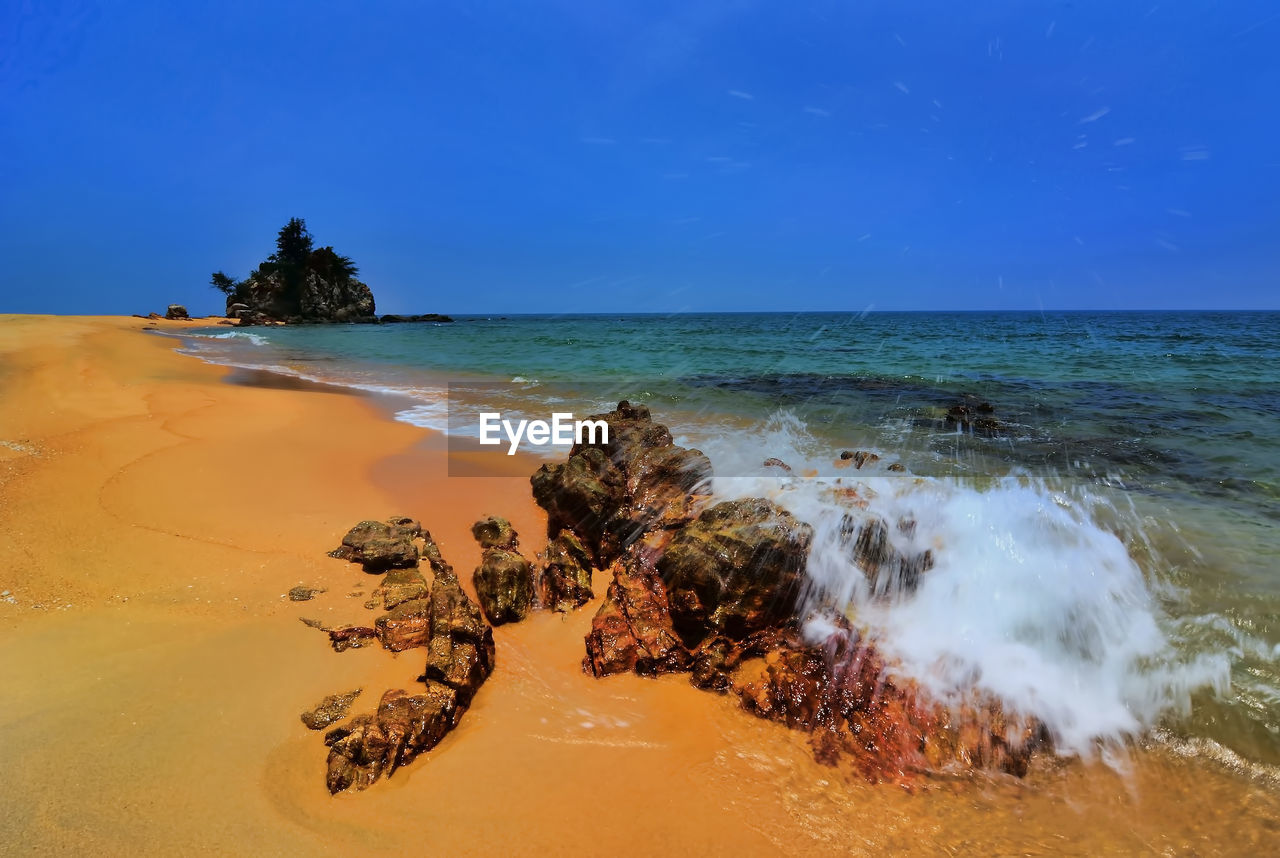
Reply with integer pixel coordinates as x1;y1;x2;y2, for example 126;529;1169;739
176;310;1279;778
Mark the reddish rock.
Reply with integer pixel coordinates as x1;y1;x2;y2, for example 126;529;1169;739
374;598;432;652
328;626;377;652
583;533;690;677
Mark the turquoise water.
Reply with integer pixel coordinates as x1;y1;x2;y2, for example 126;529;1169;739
180;311;1279;770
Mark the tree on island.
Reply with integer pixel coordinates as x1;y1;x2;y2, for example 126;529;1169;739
210;218;376;324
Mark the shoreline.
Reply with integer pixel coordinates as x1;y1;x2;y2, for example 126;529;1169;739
1;314;1277;855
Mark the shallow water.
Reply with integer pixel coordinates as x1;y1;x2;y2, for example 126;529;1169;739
179;311;1280;773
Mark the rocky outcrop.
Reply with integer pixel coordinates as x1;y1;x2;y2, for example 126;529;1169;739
232;268;376;324
374;568;429;610
526;403;1047;783
165;304;190;320
320;526;495;793
530;401;713;568
329;518;420;572
473;549;533;625
325;685;460;793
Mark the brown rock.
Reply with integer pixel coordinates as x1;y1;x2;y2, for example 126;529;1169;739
535;529;594;612
375;567;429;610
330;519;418;572
324;684;459;793
470;515;519;550
658;498;813;646
531;401;712;568
583;533;690;677
472;547;534;625
328;626;377;652
300;689;362;730
374;598;433;652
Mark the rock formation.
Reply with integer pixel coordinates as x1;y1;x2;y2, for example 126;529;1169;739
470;516;535;625
531;401;1047;784
318;520;495;793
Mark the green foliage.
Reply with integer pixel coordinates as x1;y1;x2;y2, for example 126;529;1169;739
271;217;314;269
210;218;362;317
310;246;359;282
209;270;239;296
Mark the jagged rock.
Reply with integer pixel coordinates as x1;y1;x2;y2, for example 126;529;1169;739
473;548;534;625
386;516;423;539
328;626;377;652
887;463;906;472
375;567;429;610
165;304;190;320
374;598;433;652
422;555;495;706
584;532;690;677
839;513;934;597
287;584;325;602
736;623;1045;780
470;515;518;550
535;529;594;611
330;519;419;571
531;401;712;567
323;536;495;793
325;685;459;793
763;457;792;472
658;498;813;647
301;689;362;730
226;302;249;319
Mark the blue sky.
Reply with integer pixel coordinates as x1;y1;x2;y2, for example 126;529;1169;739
2;1;1278;314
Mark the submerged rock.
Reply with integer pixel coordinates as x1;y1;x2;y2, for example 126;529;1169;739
300;689;362;730
944;397;1002;436
838;513;935;597
535;529;594;612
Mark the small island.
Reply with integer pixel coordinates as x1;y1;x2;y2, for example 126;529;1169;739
210;218;451;326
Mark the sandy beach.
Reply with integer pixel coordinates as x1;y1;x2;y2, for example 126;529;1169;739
0;315;1275;856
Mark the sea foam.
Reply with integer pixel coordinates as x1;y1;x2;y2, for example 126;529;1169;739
701;410;1231;759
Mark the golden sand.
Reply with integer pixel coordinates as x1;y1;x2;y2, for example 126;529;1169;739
0;315;1275;855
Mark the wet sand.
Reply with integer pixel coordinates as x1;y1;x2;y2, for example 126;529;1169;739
0;315;1275;855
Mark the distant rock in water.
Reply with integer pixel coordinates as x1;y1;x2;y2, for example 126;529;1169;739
207;218;443;325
